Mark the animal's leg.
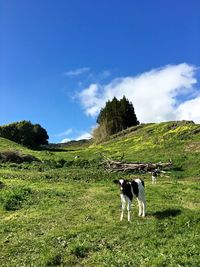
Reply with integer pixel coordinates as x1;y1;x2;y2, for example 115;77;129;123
127;199;131;222
120;195;126;221
137;198;142;216
140;194;146;217
120;202;125;221
141;199;146;217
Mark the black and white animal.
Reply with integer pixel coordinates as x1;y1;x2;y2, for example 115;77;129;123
151;169;159;184
151;169;166;184
114;178;146;221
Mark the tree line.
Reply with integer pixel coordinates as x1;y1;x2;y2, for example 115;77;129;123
0;96;139;146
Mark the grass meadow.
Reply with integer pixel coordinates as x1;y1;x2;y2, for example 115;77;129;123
0;166;199;266
0;121;200;266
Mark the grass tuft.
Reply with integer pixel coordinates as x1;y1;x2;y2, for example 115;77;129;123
1;186;33;211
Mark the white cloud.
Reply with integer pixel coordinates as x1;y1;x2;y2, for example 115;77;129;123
176;97;200;123
60;132;91;143
78;63;199;123
55;128;73;138
79;84;105;116
64;67;90;76
60;138;71;143
75;132;92;140
58;128;92;143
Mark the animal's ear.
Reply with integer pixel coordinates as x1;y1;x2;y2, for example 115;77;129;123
113;180;119;184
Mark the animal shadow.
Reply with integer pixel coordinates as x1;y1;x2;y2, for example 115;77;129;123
152;209;181;219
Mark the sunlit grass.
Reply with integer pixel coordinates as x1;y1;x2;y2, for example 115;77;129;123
0;121;200;266
0;168;199;266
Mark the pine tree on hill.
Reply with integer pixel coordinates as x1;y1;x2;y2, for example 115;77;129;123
94;96;139;141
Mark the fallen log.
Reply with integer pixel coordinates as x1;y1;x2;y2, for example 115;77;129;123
103;157;172;173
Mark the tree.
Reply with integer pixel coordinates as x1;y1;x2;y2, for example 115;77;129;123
0;121;49;148
119;96;139;129
33;124;49;147
94;96;139;141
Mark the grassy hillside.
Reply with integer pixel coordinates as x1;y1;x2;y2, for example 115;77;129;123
90;120;200;178
2;120;200;177
0;137;32;154
0;121;200;266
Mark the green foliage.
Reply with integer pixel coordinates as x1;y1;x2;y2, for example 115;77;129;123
1;186;33;211
94;96;139;141
43;252;62;266
0;120;49;148
69;241;90;258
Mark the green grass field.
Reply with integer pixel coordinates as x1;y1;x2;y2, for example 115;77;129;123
0;121;200;266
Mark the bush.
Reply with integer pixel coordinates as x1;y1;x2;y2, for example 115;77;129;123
69;242;90;258
2;187;33;211
45;253;62;266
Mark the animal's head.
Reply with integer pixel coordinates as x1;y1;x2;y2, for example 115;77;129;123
114;179;128;194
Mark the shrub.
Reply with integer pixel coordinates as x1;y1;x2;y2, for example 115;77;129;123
2;187;33;211
45;253;62;266
69;243;90;258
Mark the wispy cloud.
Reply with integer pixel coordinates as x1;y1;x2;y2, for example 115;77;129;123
60;138;71;143
55;128;73;138
75;132;92;141
87;70;112;81
64;67;90;77
60;131;92;143
78;63;200;123
58;128;92;143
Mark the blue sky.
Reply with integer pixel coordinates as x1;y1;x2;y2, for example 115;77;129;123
0;0;200;143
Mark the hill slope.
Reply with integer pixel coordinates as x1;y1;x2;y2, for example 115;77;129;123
92;120;200;177
0;137;32;154
1;120;200;177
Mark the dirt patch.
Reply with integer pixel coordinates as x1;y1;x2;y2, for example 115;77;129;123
186;142;200;152
183;202;200;210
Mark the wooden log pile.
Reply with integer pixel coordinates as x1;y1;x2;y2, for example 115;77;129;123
104;158;172;173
